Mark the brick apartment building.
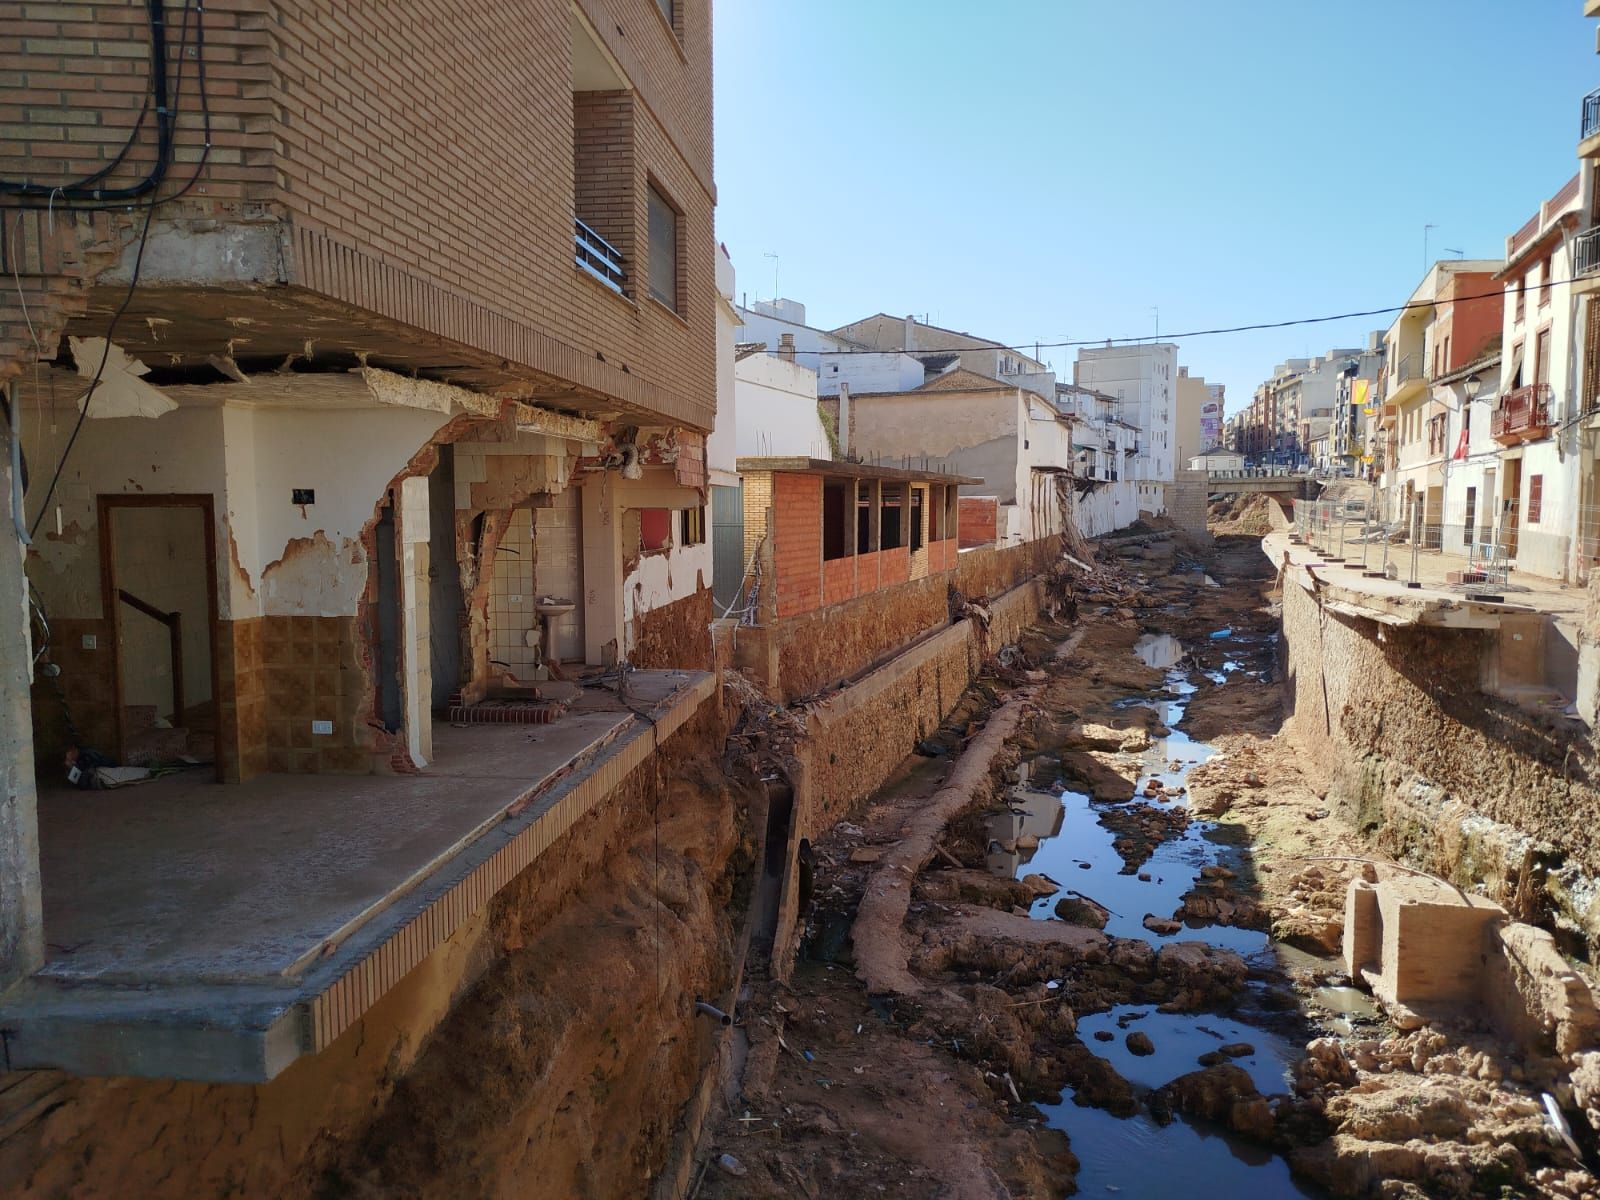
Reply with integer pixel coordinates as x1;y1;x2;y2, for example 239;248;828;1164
0;0;723;1122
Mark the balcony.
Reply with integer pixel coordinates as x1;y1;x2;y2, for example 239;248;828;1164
1491;384;1554;445
1577;226;1600;280
574;217;626;294
1584;86;1600;151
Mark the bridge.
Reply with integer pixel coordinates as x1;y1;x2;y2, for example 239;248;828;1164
1202;469;1320;500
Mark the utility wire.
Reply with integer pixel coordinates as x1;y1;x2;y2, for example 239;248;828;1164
742;276;1595;360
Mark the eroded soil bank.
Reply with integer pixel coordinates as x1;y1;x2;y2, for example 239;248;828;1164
693;530;1599;1199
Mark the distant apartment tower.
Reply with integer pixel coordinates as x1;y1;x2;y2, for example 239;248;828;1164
1074;343;1179;510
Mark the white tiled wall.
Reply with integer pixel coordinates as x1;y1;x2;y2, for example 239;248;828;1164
488;508;538;672
534;488;584;662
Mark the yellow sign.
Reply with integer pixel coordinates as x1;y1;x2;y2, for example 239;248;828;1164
1353;379;1370;408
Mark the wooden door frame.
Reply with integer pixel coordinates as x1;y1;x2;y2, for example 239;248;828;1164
97;493;223;782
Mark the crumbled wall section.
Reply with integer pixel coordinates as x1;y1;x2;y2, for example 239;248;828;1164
629;586;712;670
1280;573;1600;950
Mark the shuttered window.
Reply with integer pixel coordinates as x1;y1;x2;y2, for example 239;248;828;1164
1528;475;1544;525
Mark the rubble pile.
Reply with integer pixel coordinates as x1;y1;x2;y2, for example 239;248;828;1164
1209;492;1282;536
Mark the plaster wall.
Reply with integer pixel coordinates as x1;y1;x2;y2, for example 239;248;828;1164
734;354;830;459
708;248;738;485
817;351;924;397
849;388;1018;469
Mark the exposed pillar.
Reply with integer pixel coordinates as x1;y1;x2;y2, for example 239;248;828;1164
581;473;625;664
0;398;43;988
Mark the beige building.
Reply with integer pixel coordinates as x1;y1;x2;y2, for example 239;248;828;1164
1175;368;1216;466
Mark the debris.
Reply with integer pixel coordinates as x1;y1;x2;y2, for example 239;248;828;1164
717;1153;748;1179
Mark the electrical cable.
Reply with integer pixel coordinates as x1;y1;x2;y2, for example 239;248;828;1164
743;275;1600;360
18;0;209;536
0;0;174;202
26;198;157;539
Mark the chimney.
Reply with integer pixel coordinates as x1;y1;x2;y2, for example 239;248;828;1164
778;333;796;363
1178;366;1188;378
837;383;850;456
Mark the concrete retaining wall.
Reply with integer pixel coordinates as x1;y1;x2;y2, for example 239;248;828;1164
1279;566;1600;955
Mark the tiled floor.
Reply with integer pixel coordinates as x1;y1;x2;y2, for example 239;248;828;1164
33;670;707;987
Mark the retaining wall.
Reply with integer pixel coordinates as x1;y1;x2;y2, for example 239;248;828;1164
1279;567;1600;955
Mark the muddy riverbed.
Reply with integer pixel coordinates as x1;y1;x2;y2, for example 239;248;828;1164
696;532;1598;1199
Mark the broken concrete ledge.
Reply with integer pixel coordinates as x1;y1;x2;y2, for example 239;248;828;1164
0;672;715;1083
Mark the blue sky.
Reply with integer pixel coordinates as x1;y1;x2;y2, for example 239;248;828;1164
712;1;1598;413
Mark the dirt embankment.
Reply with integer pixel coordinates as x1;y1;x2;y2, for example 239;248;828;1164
2;720;761;1200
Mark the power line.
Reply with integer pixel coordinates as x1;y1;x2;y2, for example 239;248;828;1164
740;276;1586;361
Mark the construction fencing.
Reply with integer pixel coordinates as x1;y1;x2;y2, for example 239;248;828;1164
1291;497;1576;592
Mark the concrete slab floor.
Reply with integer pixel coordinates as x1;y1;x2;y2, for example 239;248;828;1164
34;670;702;988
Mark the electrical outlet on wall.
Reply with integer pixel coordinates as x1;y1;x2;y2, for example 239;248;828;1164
312;720;333;736
82;633;97;650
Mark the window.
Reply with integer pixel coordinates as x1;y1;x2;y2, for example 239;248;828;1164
647;183;679;311
1464;487;1477;547
1536;328;1552;388
679;505;705;546
881;484;904;550
1528;474;1544;524
822;482;848;561
1516;276;1527;322
1541;255;1554;307
639;508;672;551
910;488;925;553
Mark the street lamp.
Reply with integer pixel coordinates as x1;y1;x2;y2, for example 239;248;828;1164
1462;372;1482;404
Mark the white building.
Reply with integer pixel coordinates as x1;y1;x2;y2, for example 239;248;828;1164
1073;342;1178;513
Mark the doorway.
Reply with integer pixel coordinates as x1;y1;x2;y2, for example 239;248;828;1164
99;495;220;778
1503;458;1523;559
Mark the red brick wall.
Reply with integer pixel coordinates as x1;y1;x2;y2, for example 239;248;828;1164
772;473;821;618
823;557;855;608
958;497;999;548
2;1;717;427
880;546;910;586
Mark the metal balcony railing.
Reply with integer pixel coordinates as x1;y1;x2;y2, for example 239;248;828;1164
575;218;626;293
1490;383;1554;443
1578;226;1600;279
1584;86;1600;142
1393;353;1426;385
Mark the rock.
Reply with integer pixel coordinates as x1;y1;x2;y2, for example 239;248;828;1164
1060;750;1137;802
1055;895;1110;929
848;848;882;864
1230;1095;1276;1141
1220;1042;1254;1059
1197;1050;1227;1067
1126;1031;1155;1056
1093;1029;1115;1042
1142;914;1182;936
913;740;948;757
717;1153;748;1178
1016;833;1040;851
1158;1063;1258;1125
1020;873;1060;898
1137;872;1152;882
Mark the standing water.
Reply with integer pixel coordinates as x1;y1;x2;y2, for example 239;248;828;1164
989;633;1325;1197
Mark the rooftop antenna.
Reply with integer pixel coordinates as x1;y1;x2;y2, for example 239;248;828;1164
763;252;779;300
1423;223;1438;272
1444;247;1464;259
1150;307;1160;342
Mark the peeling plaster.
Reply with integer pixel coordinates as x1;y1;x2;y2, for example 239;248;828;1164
259;530;367;617
70;337;177;419
361;367;501;419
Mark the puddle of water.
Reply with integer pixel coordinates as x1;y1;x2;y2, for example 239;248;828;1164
1076;1006;1299;1096
1043;1095;1320;1199
1134;633;1185;669
1310;986;1379;1021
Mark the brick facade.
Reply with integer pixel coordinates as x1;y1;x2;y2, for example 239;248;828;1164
2;1;716;427
958;497;999;548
